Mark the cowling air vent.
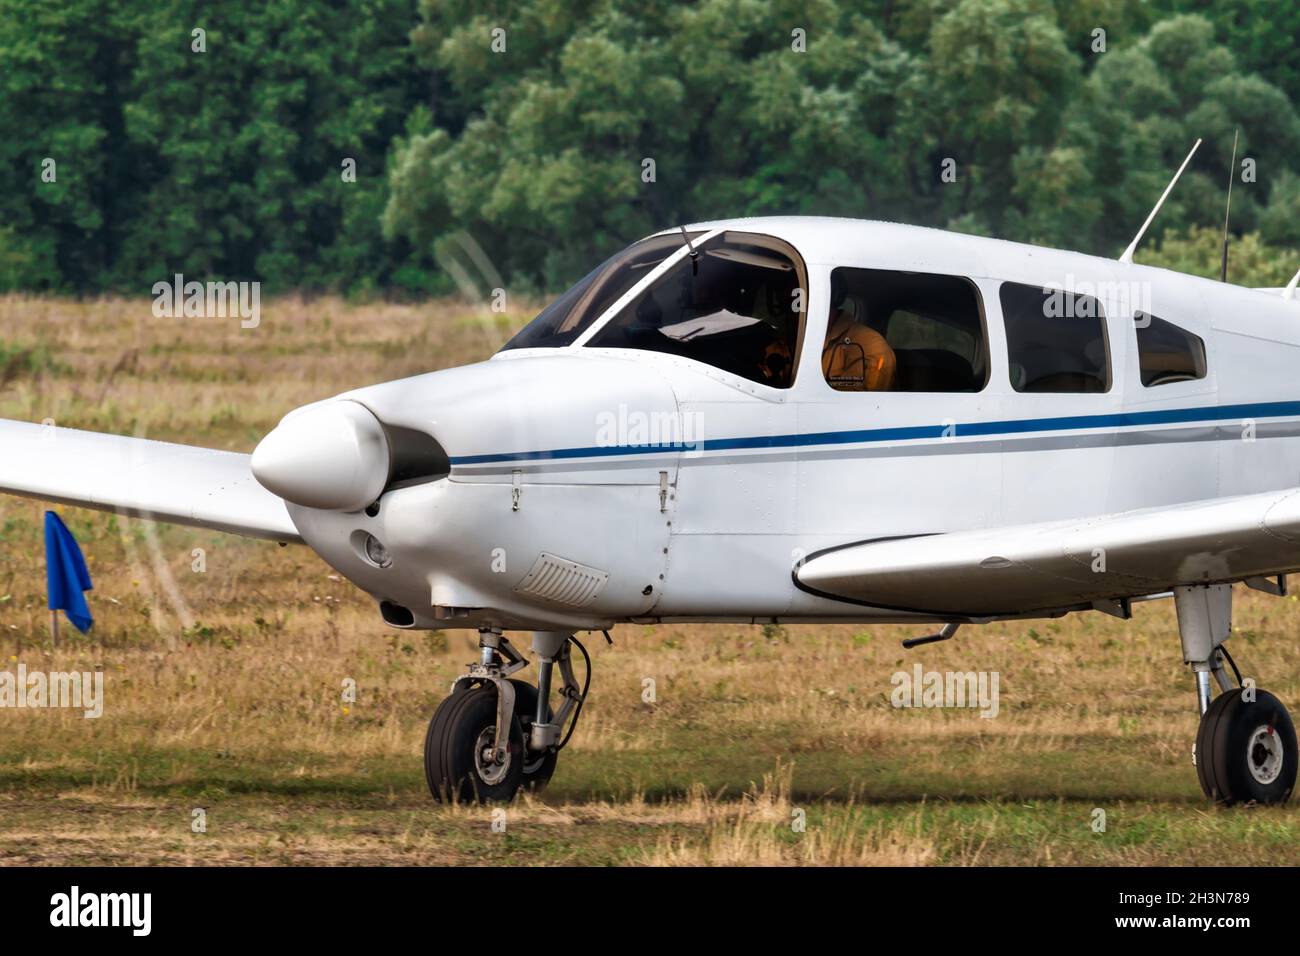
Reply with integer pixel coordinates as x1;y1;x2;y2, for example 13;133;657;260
382;424;450;492
514;553;609;608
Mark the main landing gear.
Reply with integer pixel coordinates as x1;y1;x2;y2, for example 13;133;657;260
1177;584;1297;805
424;628;590;803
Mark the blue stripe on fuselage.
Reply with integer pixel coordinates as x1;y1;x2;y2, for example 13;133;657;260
448;400;1300;466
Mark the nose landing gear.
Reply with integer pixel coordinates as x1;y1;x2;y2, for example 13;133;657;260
424;628;589;803
1177;585;1297;805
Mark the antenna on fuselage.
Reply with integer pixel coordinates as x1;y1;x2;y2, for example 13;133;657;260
1220;128;1240;283
1284;268;1300;301
1118;138;1202;265
679;225;700;275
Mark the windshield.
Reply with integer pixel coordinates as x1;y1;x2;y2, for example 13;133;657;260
585;232;806;388
500;232;701;350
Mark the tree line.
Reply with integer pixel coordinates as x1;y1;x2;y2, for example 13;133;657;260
3;0;1298;297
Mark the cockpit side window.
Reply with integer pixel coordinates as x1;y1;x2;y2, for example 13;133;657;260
501;233;700;350
822;268;988;392
585;232;807;389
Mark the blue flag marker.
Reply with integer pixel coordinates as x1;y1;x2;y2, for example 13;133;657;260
44;511;93;633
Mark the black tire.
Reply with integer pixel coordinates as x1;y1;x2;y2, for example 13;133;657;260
509;678;559;792
424;686;524;803
1196;688;1297;806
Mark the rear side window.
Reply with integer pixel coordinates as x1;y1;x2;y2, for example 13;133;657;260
1000;282;1110;393
1135;313;1206;387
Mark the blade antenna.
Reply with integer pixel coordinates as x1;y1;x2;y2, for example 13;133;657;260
679;225;700;274
1119;138;1202;265
1284;268;1300;301
1220;128;1239;283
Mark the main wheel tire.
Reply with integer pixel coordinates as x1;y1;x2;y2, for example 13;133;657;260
1196;688;1297;805
509;679;559;792
424;686;524;803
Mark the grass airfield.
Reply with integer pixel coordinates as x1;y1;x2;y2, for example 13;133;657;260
0;295;1297;866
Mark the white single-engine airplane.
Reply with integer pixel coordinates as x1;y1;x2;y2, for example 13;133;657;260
3;211;1300;805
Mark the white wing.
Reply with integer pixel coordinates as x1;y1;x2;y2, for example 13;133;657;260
0;419;300;543
796;488;1300;618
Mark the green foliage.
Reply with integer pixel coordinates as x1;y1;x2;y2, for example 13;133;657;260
0;1;1297;294
1142;225;1293;287
389;3;1300;287
1155;0;1300;107
0;227;58;292
0;0;425;294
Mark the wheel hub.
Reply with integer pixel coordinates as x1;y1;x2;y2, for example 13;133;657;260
474;726;511;786
1246;723;1284;785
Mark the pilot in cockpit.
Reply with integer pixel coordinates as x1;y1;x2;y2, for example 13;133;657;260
821;275;896;391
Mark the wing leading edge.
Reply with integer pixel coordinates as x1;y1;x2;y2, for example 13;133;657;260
0;419;301;543
796;488;1300;618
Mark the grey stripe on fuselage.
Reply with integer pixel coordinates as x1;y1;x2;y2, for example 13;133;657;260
450;420;1300;477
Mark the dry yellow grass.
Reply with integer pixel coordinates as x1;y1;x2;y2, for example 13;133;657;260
643;765;938;865
0;295;1298;866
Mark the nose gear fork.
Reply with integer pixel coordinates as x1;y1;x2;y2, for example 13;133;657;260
452;627;527;768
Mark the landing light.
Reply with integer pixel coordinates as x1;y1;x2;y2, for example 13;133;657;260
363;533;392;569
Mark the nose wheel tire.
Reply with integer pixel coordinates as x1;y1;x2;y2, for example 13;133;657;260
1195;688;1297;805
424;686;524;803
